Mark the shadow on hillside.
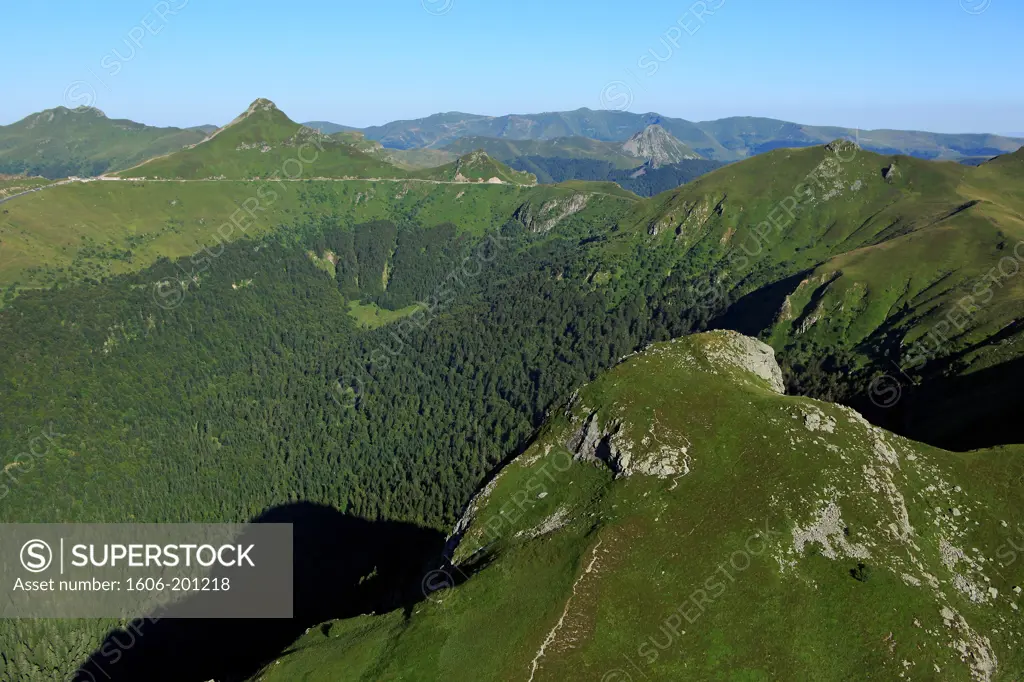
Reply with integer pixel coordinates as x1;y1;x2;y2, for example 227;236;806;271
709;270;813;337
70;502;445;682
854;354;1024;452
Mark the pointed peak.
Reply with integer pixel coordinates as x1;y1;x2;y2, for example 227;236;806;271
229;98;286;126
632;123;668;137
245;98;279;114
622;125;701;166
457;149;494;165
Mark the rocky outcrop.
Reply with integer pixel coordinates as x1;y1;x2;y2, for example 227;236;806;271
566;410;690;480
512;193;590;233
701;330;786;393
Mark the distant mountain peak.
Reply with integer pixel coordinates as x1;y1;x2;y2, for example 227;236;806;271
24;105;107;128
621;124;702;166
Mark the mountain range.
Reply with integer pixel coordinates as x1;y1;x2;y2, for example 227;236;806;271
304;108;1024;162
2;103;1020;185
438;124;699;166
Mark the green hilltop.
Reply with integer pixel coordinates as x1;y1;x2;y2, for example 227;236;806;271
254;331;1024;681
416;149;537;185
110;99;407;180
0;106;205;178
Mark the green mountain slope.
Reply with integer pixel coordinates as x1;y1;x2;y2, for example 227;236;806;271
4;138;1024;678
599;142;1024;448
0;169;604;290
761;149;1024;447
255;331;1024;681
6;134;1024;449
0;106;205;178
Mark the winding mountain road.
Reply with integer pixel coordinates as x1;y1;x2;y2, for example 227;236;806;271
0;179;76;205
0;174;637;206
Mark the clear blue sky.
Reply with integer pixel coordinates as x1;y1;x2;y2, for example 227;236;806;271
3;0;1022;133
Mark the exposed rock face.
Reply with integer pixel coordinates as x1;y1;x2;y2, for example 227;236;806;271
792;501;871;560
883;162;901;183
647;194;721;239
801;405;836;433
621;124;702;167
567;412;605;464
566;409;690;480
825;138;859;155
701;330;786;394
516;506;571;539
512;193;590;233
